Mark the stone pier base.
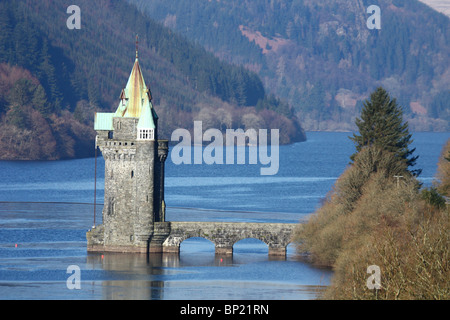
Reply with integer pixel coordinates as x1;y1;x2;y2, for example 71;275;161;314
215;246;233;255
268;246;287;256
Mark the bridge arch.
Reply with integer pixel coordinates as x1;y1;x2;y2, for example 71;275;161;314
179;236;215;253
233;238;269;254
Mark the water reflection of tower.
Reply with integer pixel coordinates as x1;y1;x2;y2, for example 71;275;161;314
86;253;181;299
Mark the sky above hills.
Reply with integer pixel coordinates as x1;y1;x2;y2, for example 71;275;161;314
418;0;450;16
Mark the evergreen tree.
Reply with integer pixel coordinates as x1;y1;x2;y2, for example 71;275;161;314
0;1;14;63
0;95;6;115
350;87;421;176
233;69;247;106
7;104;28;129
87;75;100;108
8;79;34;107
32;84;51;117
38;39;62;112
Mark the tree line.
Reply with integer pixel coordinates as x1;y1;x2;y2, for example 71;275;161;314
0;0;305;160
129;0;450;130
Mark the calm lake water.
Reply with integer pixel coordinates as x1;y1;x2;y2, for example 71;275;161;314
0;132;448;300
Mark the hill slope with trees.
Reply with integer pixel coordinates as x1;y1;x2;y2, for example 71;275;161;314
129;0;450;131
0;0;305;160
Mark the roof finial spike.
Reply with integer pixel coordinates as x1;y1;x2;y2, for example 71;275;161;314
135;34;139;59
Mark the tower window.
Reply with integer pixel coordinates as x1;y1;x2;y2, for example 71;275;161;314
137;128;155;140
108;198;115;216
131;170;134;178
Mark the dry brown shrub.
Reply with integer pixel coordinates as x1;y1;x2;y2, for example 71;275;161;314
294;146;411;266
293;144;449;300
325;205;449;300
435;139;450;196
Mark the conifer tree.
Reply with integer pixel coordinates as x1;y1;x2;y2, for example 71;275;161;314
38;39;62;112
350;87;421;176
8;79;33;107
32;84;51;117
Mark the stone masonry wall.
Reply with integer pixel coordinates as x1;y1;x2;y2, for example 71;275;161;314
87;219;297;256
96;117;157;250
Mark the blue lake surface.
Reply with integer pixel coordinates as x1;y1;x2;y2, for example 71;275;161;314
0;131;448;300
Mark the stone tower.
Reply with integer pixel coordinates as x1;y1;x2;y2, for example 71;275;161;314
87;48;169;253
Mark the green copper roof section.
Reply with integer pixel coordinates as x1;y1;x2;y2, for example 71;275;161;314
114;100;127;118
137;100;156;129
94;112;115;131
123;58;148;118
94;50;157;132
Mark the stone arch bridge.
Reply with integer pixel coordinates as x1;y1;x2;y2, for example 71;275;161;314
151;221;297;256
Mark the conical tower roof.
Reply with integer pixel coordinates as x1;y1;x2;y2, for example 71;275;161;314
122;57;147;118
115;52;157;123
95;39;158;132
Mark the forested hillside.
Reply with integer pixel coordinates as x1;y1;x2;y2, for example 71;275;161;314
129;0;450;131
0;0;305;160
